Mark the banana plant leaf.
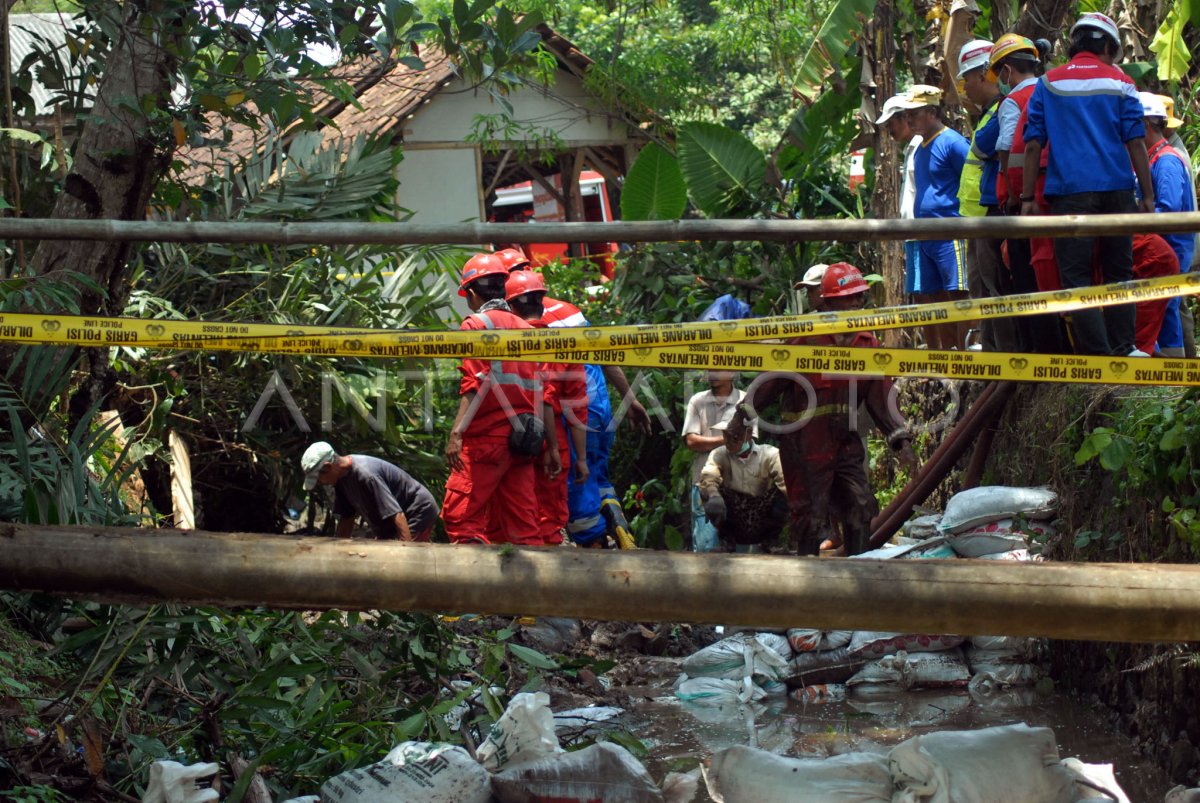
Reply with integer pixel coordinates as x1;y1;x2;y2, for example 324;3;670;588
677;122;767;218
621;142;687;221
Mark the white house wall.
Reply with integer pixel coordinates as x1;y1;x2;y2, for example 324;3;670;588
402;71;636;147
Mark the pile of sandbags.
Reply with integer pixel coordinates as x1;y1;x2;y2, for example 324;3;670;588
674;631;791;705
937;485;1059;558
311;692;698;803
782;486;1058;702
703;723;1131;803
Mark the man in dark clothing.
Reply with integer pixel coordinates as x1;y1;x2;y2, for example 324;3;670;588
302;441;439;541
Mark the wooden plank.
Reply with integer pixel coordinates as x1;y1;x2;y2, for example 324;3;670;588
2;525;1200;643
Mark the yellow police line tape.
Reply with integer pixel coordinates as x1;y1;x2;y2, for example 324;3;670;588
1;304;1195;385
521;342;1200;387
1;272;1197;359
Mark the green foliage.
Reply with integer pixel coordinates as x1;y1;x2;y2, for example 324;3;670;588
620;143;688;221
676;122;768;218
1150;0;1196;82
1;601;560;801
790;0;876;99
1073;388;1200;554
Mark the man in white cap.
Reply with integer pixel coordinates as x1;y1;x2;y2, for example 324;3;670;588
956;38;1013;351
876;93;925;316
301;442;438;541
794;263;829;313
1022;11;1154;356
1140;91;1194;356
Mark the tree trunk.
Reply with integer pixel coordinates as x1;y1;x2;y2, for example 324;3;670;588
23;5;181;420
865;0;904;343
1013;0;1075;42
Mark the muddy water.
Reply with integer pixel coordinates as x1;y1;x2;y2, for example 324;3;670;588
621;679;1174;800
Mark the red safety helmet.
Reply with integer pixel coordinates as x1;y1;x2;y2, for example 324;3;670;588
505;269;547;302
458;252;508;297
821;262;869;297
495;247;532;272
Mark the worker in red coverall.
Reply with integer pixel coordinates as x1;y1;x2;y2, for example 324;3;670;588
505;269;591;544
749;263;916;556
1130;233;1180;356
443;252;560;545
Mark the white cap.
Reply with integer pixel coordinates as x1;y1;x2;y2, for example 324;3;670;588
957;39;994;78
876;94;915;124
1139;91;1168;120
301;441;337;490
796;263;830;288
1071;12;1122;59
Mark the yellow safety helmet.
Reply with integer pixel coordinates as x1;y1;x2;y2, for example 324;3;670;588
988;33;1038;79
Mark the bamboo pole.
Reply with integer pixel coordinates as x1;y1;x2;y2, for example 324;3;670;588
1;212;1200;246
3;524;1200;643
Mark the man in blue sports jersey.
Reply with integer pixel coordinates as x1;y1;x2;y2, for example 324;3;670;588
904;85;971;350
1021;12;1155;357
1140;92;1194;355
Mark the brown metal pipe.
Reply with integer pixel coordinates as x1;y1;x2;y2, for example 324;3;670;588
869;381;1015;547
871;382;999;531
2;212;1200;245
4;524;1200;643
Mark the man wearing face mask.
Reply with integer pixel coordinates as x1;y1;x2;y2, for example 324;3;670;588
698;407;787;553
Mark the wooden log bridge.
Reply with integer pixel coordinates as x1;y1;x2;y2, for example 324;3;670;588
3;525;1199;644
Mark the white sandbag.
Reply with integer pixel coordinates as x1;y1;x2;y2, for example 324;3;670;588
476;691;562;772
703;745;892;803
675;676;767;706
966;643;1038;665
960;517;1055;539
889;723;1076;803
938;486;1058;533
662;768;702;803
968;663;1041;690
970;635;1038;654
787;628;853;652
848;631;964;658
904;513;943;539
320;742;490;803
847;649;971;691
852;536;954;560
967;684;1037;711
142;761;220;803
790;683;847;703
948;530;1029;558
1166;787;1200;803
787;646;869;686
1060;758;1131;803
964;643;1041;681
681;632;790;681
490;741;664;803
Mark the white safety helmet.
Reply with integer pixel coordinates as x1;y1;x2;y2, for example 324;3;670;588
1070;12;1123;60
957;39;995;78
1139;91;1168;121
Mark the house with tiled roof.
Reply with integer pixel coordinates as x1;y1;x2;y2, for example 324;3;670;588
178;24;664;264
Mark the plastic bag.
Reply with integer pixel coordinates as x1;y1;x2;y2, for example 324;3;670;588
699;294;752;321
477;692;563;773
703;746;892;803
968;664;1041;690
938;486;1058;533
553;706;624;745
490;741;664;803
847;649;971;691
853;537;956;560
681;633;790;681
142;761;219;803
889;724;1076;803
848;631;964;658
320;742;491;803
